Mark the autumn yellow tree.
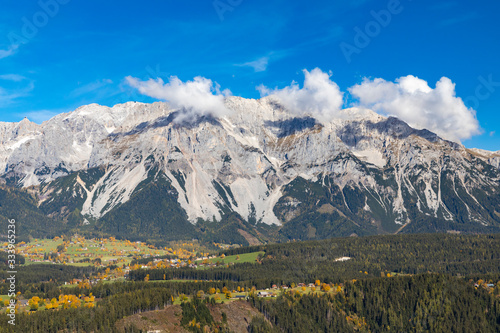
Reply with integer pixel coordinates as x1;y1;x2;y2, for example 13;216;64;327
59;295;70;309
84;300;95;308
50;298;59;309
70;295;81;309
28;296;40;311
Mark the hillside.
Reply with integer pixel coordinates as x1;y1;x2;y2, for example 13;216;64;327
1;233;500;332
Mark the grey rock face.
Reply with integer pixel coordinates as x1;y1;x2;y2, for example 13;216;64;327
0;97;498;231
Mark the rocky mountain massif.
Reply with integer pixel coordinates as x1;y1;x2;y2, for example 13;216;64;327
0;97;499;245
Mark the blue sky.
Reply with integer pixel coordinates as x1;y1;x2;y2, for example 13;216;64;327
0;0;499;150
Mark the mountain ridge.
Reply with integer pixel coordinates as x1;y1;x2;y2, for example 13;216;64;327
0;97;499;244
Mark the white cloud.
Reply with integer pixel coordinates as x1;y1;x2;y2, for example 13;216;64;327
257;68;344;123
70;79;113;98
349;75;481;142
0;74;26;82
235;50;292;73
0;45;18;60
0;81;34;107
237;56;269;72
126;75;232;122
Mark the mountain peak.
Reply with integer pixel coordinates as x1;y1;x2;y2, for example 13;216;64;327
0;100;498;235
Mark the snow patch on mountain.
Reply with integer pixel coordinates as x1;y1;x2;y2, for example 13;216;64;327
352;148;386;168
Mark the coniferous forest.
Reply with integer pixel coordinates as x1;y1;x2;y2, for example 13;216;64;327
0;233;499;332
